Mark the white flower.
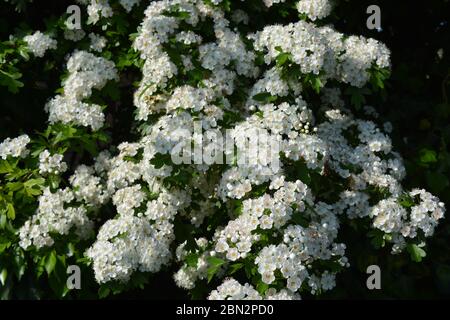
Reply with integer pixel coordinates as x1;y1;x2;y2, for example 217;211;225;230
208;278;262;300
0;135;30;159
64;29;86;42
261;271;275;284
23;31;57;57
45;96;105;131
87;0;113;24
38;150;68;175
119;0;140;12
112;185;146;215
19;187;93;250
89;33;107;52
226;248;240;261
297;0;332;21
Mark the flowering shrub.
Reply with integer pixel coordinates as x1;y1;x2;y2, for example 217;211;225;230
0;0;447;299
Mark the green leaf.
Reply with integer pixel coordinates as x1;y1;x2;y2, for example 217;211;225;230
344;87;369;110
25;187;43;197
244;259;255;278
12;247;26;280
0;241;11;254
229;263;244;275
370;67;390;90
311;76;323;94
53;125;77;144
0;69;24;93
419;149;437;165
252;92;277;103
6;182;23;192
98;285;110;299
24;178;45;189
407;244;426;262
0;160;14;174
398;194;415;208
295;160;311;185
185;253;199;268
0;214;6;229
36;256;46;279
45;251;57;275
368;230;385;249
130;272;149;289
208;256;225;268
6;203;15;220
207;256;225;283
150;153;172;169
256;281;269;295
48;174;61;190
31;146;46;158
274;46;283;52
18;47;30;61
276;52;291;67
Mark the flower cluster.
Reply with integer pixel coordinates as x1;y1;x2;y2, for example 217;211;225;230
38;150;68;175
64;29;86;42
86;188;190;283
251;20;390;87
370;189;445;252
88;33;107;52
19;187;94;249
78;0;142;24
23;31;57;57
173;238;210;289
69;164;110;207
208;278;301;300
45;50;118;130
0;134;30;160
214;180;314;259
296;0;332;21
